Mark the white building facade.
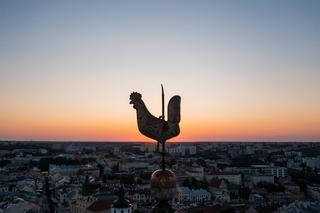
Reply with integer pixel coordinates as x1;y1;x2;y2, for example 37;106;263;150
178;187;211;203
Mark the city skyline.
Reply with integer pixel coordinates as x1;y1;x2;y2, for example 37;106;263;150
1;1;320;142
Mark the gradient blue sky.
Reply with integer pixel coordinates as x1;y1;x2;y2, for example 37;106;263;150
1;0;320;141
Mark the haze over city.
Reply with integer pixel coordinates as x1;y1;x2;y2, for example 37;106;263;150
1;1;320;142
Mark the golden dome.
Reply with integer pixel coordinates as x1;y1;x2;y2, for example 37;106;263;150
150;169;177;201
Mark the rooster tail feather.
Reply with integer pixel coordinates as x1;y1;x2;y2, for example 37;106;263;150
167;95;181;123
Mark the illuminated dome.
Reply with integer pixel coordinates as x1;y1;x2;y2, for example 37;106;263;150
150;169;177;201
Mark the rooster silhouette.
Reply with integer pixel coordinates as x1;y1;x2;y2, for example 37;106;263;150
130;91;181;151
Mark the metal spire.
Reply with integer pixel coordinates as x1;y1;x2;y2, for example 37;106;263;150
161;84;165;121
161;84;165;170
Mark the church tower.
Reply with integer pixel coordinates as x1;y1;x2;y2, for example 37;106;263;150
111;188;132;213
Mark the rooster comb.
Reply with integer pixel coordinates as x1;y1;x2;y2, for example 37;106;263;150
130;92;142;101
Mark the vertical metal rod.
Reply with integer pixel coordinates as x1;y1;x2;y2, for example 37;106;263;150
162;140;165;170
161;84;165;170
161;84;165;120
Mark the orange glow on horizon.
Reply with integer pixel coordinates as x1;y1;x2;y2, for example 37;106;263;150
1;91;319;142
1;114;319;141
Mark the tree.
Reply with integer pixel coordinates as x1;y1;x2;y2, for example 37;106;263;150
120;175;135;185
28;160;38;168
0;160;11;167
168;159;177;167
183;178;209;189
196;158;207;168
136;178;143;184
239;186;251;200
39;158;51;172
230;192;238;200
182;178;191;188
98;164;104;177
112;163;119;172
257;182;284;193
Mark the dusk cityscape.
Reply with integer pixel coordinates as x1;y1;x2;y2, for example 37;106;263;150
1;1;320;213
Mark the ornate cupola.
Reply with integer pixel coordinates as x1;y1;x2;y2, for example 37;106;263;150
111;188;132;213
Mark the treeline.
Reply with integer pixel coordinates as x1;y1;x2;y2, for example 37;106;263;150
0;143;49;151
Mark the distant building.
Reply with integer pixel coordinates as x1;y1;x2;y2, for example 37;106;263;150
80;165;100;178
178;187;211;203
251;175;274;185
267;192;304;203
127;189;151;203
0;184;9;192
52;143;62;150
144;143;156;152
277;201;320;213
175;204;234;213
186;164;204;181
71;178;119;213
49;165;79;176
287;159;302;170
1;200;41;213
284;151;302;159
121;162;149;171
65;144;79;153
282;182;300;194
303;156;320;169
206;172;242;185
71;176;96;213
307;184;320;201
166;144;196;156
251;165;287;178
175;171;189;185
209;178;230;202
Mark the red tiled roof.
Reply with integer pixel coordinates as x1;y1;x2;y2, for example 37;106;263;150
87;200;113;212
210;177;222;188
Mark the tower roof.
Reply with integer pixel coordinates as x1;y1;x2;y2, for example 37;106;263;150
113;188;131;209
82;175;94;196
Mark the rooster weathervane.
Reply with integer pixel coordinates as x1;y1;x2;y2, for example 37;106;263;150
130;85;181;170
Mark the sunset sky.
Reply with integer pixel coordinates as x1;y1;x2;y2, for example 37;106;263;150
1;1;320;142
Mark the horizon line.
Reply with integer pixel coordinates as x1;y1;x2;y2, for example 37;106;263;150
0;140;319;143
